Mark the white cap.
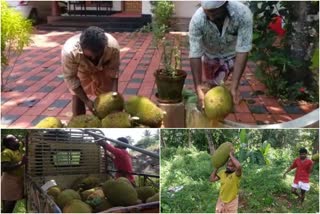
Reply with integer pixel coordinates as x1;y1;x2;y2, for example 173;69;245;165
201;0;227;9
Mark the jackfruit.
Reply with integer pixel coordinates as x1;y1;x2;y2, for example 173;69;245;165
80;176;100;191
47;186;61;201
93;198;113;213
67;115;101;128
125;96;164;128
116;177;132;185
204;86;233;120
94;92;124;119
211;142;233;168
81;188;96;201
312;153;319;161
146;193;159;203
35;117;63;128
101;112;132;128
102;179;138;206
85;188;105;208
56;189;81;209
136;186;156;202
63;199;92;213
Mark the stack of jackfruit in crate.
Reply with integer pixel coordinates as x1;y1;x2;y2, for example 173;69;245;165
45;176;159;213
35;92;165;128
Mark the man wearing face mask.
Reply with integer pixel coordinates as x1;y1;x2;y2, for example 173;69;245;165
210;146;242;213
1;135;27;213
283;148;313;204
189;0;253;109
62;26;120;116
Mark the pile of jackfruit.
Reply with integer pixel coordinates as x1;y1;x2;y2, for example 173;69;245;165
46;176;159;213
35;92;164;128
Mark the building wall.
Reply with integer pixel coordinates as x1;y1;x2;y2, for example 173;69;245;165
112;1;122;11
173;1;199;18
142;1;152;15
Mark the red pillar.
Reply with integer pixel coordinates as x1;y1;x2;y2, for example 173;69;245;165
51;1;60;16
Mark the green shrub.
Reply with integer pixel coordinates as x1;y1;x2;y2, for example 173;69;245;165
1;0;32;66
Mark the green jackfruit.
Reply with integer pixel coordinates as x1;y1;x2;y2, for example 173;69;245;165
146;193;159;203
116;177;132;184
93;198;113;213
67;115;101;128
56;189;81;209
211;142;233;168
35;117;63;128
63;199;92;213
94;92;124;119
80;176;100;191
101;112;132;128
47;186;61;201
125;96;164;128
204;86;233;120
102;179;138;206
81;188;96;201
312;153;319;161
136;186;156;202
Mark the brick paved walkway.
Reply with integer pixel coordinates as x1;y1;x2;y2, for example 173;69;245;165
1;31;318;128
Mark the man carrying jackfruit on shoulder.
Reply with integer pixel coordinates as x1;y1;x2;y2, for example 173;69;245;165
62;26;120;117
189;0;253;109
210;147;242;213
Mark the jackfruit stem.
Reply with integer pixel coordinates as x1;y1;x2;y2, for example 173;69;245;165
112;92;118;97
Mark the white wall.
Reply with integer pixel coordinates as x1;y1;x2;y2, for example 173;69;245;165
173;1;200;18
142;1;152;15
112;1;122;11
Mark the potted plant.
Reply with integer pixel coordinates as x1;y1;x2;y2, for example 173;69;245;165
154;33;187;103
152;23;187;103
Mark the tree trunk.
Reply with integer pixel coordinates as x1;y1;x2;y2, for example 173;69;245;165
161;131;166;148
285;2;317;83
205;130;215;155
188;129;192;147
312;131;319;154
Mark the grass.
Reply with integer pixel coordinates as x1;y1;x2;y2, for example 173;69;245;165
161;147;319;213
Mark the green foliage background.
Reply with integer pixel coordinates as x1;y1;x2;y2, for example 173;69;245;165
161;129;319;213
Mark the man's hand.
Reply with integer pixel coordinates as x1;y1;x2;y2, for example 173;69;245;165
197;88;205;111
283;173;287;179
231;87;240;105
21;155;28;165
229;147;235;157
85;99;96;114
96;139;106;149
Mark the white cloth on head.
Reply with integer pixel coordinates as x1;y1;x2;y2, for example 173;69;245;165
201;0;227;9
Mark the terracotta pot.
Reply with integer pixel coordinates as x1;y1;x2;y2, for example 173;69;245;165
154;69;187;103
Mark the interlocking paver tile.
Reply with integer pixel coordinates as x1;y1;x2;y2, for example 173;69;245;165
1;30;318;127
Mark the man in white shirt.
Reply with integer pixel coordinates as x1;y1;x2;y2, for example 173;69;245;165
189;0;253;109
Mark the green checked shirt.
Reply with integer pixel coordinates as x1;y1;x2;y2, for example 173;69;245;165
189;1;253;59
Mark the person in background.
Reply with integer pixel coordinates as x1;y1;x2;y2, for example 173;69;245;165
1;135;27;213
96;137;135;185
283;148;313;204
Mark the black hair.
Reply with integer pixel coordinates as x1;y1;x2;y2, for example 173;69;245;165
116;137;129;149
80;26;107;53
2;135;17;148
299;148;308;154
